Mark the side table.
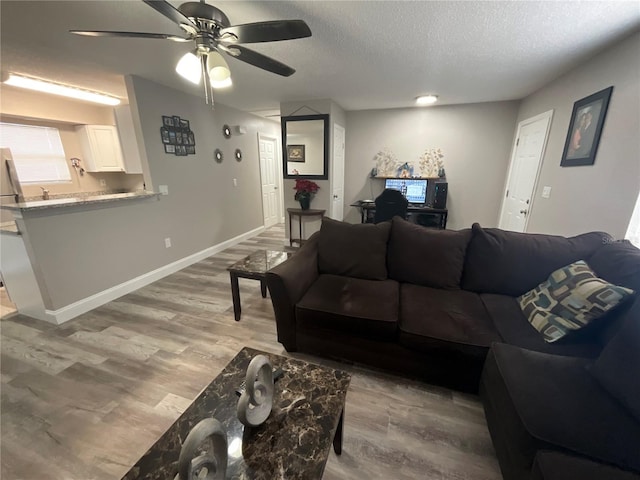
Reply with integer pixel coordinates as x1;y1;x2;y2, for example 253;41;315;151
227;250;292;321
287;208;326;246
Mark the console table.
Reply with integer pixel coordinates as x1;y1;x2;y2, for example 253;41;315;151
287;208;326;246
351;201;448;229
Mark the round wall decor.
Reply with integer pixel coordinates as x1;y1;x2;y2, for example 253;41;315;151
214;149;224;163
222;125;232;139
235;149;242;162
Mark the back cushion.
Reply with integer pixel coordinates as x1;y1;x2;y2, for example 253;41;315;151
387;217;471;289
461;223;610;296
587;240;640;344
590;300;640;423
318;218;391;280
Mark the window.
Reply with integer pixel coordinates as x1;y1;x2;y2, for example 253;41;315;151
0;122;71;184
626;193;640;248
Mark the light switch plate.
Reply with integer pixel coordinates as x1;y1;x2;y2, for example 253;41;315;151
233;178;238;187
159;185;169;195
164;237;171;248
542;186;551;199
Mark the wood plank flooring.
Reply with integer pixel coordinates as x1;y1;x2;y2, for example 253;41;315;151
0;224;501;480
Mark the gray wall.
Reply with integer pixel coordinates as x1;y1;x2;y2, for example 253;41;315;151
344;102;520;230
517;31;640;239
19;76;279;310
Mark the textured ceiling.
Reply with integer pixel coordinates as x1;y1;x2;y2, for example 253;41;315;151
1;1;639;112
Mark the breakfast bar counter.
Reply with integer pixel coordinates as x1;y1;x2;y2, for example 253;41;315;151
1;191;160;212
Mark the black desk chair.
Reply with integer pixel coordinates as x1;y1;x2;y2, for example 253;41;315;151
374;188;408;224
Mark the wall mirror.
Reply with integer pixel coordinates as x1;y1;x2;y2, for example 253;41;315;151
282;114;329;180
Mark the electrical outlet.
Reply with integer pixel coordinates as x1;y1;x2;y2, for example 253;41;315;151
233;178;238;187
542;186;552;199
99;179;107;187
164;237;172;248
159;185;169;195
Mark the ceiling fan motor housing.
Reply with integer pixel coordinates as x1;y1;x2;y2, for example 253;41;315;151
179;2;230;27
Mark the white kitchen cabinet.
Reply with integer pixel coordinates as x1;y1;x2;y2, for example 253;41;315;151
114;105;144;174
76;125;125;172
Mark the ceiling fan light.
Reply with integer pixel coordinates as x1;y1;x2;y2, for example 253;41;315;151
207;52;232;89
176;52;201;84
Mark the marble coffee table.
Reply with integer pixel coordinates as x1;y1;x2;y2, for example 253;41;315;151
122;347;351;480
227;250;292;321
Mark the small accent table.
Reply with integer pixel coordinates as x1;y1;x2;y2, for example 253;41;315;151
121;347;351;480
287;208;326;246
227;250;292;321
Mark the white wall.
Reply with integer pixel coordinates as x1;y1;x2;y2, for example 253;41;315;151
517;32;640;239
344;101;520;230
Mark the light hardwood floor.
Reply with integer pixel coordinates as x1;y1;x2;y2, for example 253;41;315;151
0;224;501;480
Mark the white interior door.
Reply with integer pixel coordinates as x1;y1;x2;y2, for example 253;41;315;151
331;124;345;220
499;110;553;232
258;134;280;228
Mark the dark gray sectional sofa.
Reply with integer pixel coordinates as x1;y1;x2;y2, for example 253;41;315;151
266;216;640;479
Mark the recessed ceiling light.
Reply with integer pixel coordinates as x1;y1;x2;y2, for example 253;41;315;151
416;95;438;106
3;74;120;106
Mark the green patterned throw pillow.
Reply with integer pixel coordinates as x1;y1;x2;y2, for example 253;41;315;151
518;260;634;343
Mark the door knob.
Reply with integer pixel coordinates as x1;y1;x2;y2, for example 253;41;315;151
520;209;528;215
333;195;338;199
274;186;278;190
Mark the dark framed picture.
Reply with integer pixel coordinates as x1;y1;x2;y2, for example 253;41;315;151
180;119;189;130
172;115;181;128
561;86;613;167
164;144;176;154
175;145;187;156
188;132;195;145
162;115;174;127
186;145;196;155
287;144;305;162
168;131;177;144
182;132;189;145
160;127;170;144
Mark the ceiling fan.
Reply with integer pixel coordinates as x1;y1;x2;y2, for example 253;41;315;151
70;0;311;103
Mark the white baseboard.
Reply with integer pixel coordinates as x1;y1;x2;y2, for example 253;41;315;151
42;225;266;325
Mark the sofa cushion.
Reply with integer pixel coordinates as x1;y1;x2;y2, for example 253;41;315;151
590;301;640;423
398;285;501;359
296;274;399;339
588;240;640;344
517;260;634;343
480;293;602;358
318;218;391;280
481;343;640;474
387;217;471;289
462;223;609;296
532;451;640;480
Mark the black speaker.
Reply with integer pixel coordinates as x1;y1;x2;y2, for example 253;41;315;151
433;182;448;209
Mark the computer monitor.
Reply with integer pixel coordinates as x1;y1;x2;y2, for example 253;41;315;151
384;178;427;204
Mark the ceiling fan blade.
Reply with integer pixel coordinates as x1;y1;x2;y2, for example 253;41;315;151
219;20;311;44
226;45;295;77
70;30;190;42
142;0;198;31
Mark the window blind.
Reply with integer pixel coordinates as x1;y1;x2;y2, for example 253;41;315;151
0;122;71;184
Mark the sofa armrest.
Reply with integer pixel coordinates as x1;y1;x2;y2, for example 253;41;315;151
266;233;320;351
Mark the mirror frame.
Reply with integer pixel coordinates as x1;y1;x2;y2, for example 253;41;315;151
281;114;330;180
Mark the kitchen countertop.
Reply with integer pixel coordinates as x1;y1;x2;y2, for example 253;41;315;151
0;192;160;212
0;221;20;235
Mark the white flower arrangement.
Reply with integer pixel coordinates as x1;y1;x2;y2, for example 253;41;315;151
373;148;399;177
418;148;445;178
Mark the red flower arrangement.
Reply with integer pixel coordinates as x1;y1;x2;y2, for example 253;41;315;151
293;179;320;200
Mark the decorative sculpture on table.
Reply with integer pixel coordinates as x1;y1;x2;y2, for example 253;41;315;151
175;418;227;480
237;355;274;427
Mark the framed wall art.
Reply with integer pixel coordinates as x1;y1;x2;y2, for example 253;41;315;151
160;115;197;156
287;144;305;162
561;86;613;167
